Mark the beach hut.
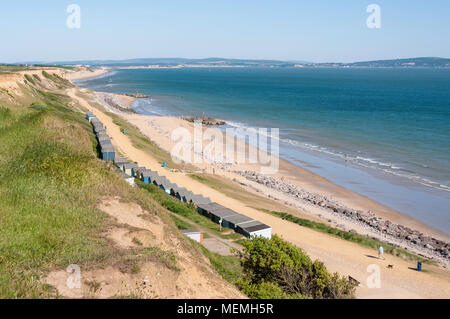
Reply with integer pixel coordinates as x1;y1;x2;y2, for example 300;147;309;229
132;166;145;178
144;170;160;183
91;119;102;126
99;138;112;147
140;170;150;184
101;144;115;161
222;213;254;230
161;177;174;190
182;229;204;244
140;170;158;184
178;189;195;203
96;129;107;136
176;188;189;201
164;183;178;195
171;186;192;202
196;202;237;224
237;221;272;239
190;195;212;206
169;185;182;198
93;123;105;135
114;157;128;169
97;133;110;141
135;167;147;180
86;112;95;121
208;205;239;225
182;190;195;203
99;139;112;150
172;186;186;201
154;176;170;191
122;163;139;176
197;202;216;218
117;170;135;186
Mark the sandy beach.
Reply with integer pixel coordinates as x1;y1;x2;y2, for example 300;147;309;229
65;69;450;298
96;96;448;234
65;66;110;81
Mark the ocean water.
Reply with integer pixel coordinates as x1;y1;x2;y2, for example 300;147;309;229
77;67;450;234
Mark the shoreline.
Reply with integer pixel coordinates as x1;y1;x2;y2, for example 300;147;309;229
63;77;450;297
88;88;449;265
65;66;111;81
67;68;449;265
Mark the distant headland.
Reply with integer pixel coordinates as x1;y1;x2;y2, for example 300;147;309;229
5;56;450;69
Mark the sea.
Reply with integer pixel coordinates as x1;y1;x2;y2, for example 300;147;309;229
76;67;450;234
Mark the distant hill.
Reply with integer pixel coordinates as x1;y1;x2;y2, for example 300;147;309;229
311;57;450;68
25;57;302;68
6;57;450;68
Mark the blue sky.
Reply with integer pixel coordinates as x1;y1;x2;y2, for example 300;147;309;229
1;0;449;63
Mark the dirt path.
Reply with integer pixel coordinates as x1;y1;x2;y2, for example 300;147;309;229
168;211;243;254
68;88;450;299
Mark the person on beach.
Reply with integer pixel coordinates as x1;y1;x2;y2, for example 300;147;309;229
378;245;384;260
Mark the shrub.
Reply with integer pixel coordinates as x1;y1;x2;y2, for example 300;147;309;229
239;281;292;299
24;74;35;85
239;235;356;299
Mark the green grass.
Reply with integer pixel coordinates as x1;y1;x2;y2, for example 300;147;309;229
24;74;35;85
198;245;243;284
0;78;184;298
105;112;183;169
268;210;433;263
171;215;196;229
189;173;284;211
33;65;76;71
0;108;112;297
0;88;15;99
0;65;28;74
136;180;243;240
170;215;211;238
41;71;73;88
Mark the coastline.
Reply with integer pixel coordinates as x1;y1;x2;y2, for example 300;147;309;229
65;66;111;81
96;91;449;262
62;71;450;297
71;69;449;264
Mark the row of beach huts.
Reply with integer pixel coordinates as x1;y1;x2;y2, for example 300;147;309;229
86;112;272;239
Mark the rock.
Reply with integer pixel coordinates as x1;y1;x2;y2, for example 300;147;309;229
234;168;450;265
181;116;226;126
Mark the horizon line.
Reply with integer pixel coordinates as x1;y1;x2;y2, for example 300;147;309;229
2;56;450;66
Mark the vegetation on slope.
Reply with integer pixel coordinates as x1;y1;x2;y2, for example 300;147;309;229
0;76;186;298
238;235;356;299
0;71;357;299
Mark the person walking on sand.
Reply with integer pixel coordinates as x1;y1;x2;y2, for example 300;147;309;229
378;245;385;260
